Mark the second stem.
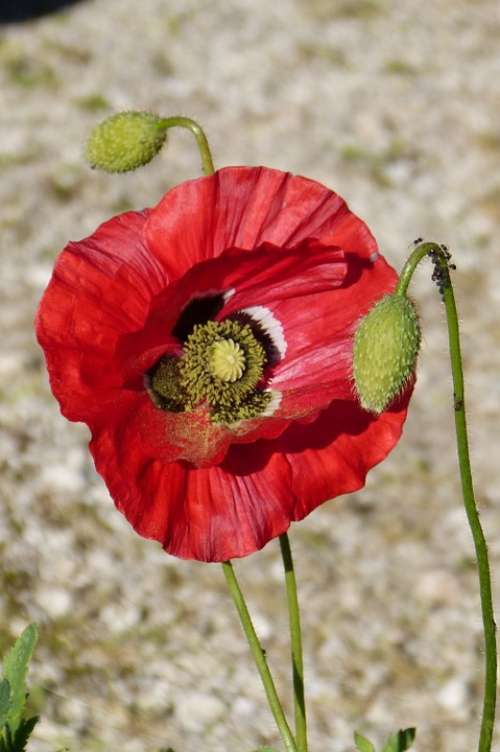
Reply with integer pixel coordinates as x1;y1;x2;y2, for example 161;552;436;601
279;533;307;752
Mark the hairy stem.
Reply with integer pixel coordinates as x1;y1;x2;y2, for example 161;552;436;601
397;241;497;752
158;116;215;175
279;533;307;752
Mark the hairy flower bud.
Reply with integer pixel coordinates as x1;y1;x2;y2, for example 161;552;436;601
353;294;420;414
85;111;167;173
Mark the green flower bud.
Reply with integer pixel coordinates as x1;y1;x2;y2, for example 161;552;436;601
85;111;167;173
353;294;420;414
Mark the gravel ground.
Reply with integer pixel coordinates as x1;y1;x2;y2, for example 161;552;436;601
0;1;499;750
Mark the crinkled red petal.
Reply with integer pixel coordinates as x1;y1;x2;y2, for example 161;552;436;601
145;166;377;279
265;254;399;415
89;392;410;561
36;210;173;421
172;239;347;310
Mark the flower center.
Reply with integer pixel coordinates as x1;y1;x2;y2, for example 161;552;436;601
148;355;186;412
180;318;266;408
209;338;246;382
148;317;273;424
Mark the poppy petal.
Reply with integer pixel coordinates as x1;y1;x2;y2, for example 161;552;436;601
88;393;409;561
145;166;375;279
36;210;172;420
267;254;399;413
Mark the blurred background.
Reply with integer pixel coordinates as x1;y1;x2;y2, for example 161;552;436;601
0;0;499;750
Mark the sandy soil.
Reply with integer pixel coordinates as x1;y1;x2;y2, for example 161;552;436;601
0;1;499;750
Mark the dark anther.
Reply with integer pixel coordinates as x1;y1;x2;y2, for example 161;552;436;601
454;398;464;412
413;237;423;245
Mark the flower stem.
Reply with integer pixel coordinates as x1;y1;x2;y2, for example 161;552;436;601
396;241;497;752
222;560;298;752
279;533;307;752
158;116;215;175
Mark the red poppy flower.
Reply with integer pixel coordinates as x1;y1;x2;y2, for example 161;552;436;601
36;166;410;562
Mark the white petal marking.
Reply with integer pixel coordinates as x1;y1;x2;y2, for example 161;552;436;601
262;389;282;416
240;305;287;359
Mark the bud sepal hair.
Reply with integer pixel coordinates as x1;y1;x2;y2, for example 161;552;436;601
85;111;168;173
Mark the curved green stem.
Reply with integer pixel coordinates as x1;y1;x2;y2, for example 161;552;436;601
397;241;497;752
395;241;441;297
222;561;298;752
279;533;307;752
158;116;215;175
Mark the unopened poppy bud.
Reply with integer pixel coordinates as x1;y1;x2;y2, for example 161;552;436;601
353;294;420;414
85;111;167;173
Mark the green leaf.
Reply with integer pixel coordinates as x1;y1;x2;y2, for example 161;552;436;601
0;680;11;728
2;716;39;752
382;727;416;752
2;625;38;734
354;731;376;752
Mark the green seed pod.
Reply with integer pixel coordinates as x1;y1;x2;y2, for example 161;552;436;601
353;294;420;414
85;111;167;173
